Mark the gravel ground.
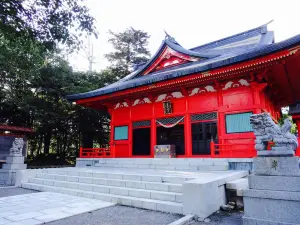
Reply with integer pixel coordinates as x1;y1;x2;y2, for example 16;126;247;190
187;211;243;225
46;205;182;225
0;187;37;197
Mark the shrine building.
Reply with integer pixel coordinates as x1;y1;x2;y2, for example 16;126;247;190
67;23;300;158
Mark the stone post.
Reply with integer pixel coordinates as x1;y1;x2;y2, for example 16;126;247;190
243;113;300;225
0;138;27;185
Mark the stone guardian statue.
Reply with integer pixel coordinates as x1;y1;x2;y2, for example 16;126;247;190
250;112;298;156
9;138;24;157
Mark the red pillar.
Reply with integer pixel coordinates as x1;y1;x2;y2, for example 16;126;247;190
184;98;192;157
150;102;156;158
151;118;156;158
110;120;115;158
79;146;83;158
128;108;132;157
184;113;192;157
216;83;225;147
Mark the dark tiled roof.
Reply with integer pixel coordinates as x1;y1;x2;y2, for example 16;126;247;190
67;23;299;101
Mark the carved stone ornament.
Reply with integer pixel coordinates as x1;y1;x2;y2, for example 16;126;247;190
9;138;24;156
250;113;298;154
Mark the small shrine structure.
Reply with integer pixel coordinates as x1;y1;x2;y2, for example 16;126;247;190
0;125;33;162
67;23;300;158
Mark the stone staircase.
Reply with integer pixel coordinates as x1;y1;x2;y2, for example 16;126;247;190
21;168;197;214
78;158;230;171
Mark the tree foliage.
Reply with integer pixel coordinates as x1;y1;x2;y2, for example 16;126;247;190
0;0;151;164
0;0;97;50
105;27;151;76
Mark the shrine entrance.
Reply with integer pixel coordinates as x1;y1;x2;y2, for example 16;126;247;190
192;121;217;155
156;124;185;155
132;121;151;156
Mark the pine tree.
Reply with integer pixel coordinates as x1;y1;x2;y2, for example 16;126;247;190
105;27;151;77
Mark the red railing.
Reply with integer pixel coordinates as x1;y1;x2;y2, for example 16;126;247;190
210;142;256;158
79;146;111;158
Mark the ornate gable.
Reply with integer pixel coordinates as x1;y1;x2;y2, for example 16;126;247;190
143;46;199;75
137;33;217;77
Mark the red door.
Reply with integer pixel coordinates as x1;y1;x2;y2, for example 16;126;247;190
112;125;130;157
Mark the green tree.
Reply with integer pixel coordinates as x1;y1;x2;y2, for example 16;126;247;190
26;56;111;160
0;0;97;127
278;113;297;134
105;27;151;77
0;0;105;163
0;0;97;50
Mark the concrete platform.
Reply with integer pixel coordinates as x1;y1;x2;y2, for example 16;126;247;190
18;166;248;218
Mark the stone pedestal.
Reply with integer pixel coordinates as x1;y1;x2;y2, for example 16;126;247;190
243;156;300;225
0;156;27;185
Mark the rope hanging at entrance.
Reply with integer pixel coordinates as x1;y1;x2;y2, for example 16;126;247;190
156;116;185;128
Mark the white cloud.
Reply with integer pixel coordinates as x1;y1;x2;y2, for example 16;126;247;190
69;0;300;72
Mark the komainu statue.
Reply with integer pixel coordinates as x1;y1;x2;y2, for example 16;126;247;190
9;138;24;156
250;113;298;152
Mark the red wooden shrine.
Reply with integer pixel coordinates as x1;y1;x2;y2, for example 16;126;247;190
68;24;300;158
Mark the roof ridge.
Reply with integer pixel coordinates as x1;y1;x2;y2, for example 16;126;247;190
190;23;269;51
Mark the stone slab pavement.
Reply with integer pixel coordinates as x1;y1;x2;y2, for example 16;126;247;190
0;192;114;225
0;187;37;198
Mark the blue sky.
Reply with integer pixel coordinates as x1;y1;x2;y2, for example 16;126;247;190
69;0;300;72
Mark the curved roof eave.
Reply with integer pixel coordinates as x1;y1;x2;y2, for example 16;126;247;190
67;34;300;101
190;23;269;52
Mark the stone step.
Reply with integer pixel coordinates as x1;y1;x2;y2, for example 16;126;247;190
226;178;249;190
38;169;194;184
35;173;182;193
22;183;183;214
28;178;182;203
94;163;229;171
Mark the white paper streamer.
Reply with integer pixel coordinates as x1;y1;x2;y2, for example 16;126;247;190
156;116;185;128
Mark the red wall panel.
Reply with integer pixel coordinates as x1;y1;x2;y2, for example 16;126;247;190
114;142;130;157
188;93;218;113
223;90;253;107
172;98;187;114
113;108;130;125
131;104;153;120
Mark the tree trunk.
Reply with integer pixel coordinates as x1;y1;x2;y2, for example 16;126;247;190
43;131;52;155
37;135;43;155
82;132;93;148
56;136;60;154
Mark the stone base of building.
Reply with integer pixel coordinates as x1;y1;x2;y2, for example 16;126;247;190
0;156;27;185
76;158;255;171
243;156;300;225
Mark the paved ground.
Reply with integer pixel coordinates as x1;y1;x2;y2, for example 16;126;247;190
0;191;114;225
187;211;243;225
47;205;182;225
0;187;243;225
0;187;37;197
0;188;181;225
